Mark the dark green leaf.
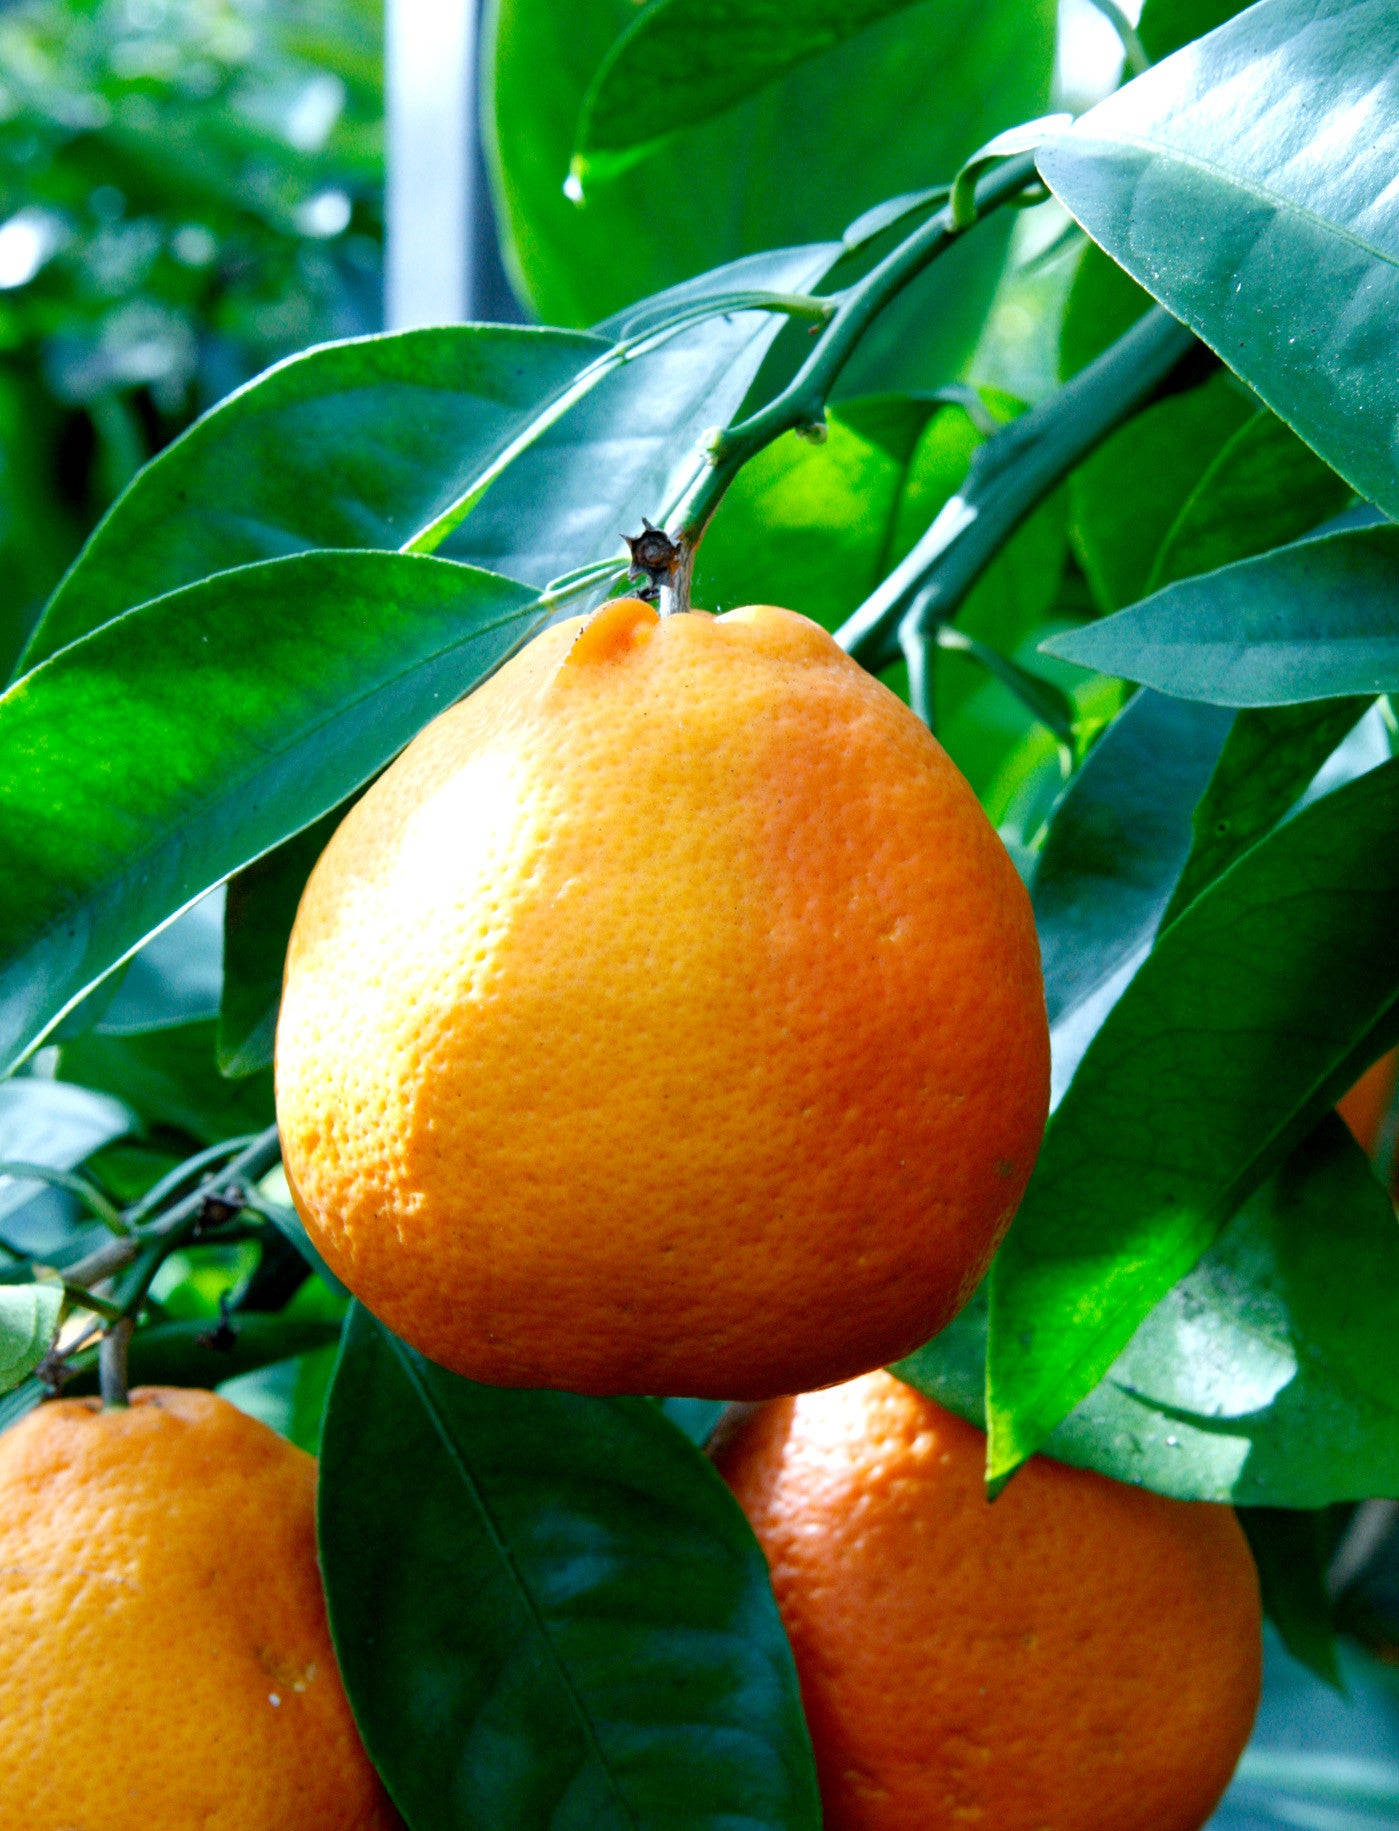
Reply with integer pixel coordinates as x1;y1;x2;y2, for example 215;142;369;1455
22;328;603;669
574;0;923;177
0;550;541;1072
899;1119;1399;1508
58;1023;274;1147
219;815;340;1078
84;891;225;1037
1239;1509;1341;1688
1032;690;1232;1028
1147;410;1354;594
488;0;1054;388
0;1285;62;1396
1162;701;1371;925
1045;529;1399;705
988;756;1399;1480
1039;0;1399;522
319;1307;820;1831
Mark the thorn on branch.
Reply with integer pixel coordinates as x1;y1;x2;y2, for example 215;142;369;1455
195;1293;239;1354
622;519;682;595
194;1186;245;1238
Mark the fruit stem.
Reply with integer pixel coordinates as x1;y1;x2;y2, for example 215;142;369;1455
838;307;1206;671
99;1316;133;1408
668;149;1043;560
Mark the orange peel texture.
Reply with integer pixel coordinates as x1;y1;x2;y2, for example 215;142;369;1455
719;1370;1263;1831
0;1388;396;1830
276;602;1050;1396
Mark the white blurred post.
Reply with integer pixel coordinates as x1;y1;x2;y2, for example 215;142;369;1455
384;0;477;329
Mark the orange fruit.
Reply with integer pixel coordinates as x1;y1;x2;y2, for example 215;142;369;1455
718;1370;1262;1831
1339;1049;1398;1187
0;1387;396;1830
276;598;1050;1396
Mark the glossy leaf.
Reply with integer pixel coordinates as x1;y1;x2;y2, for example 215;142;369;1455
1147;410;1353;594
219;815;339;1078
1162;701;1370;925
0;1285;61;1396
574;0;923;177
447;245;845;590
988;756;1399;1480
1032;689;1231;1030
319;1307;820;1831
23;328;603;668
898;1118;1399;1507
0;550;541;1072
1039;0;1399;522
487;0;1054;387
0;1078;133;1226
25;256;831;658
90;890;226;1037
1045;529;1399;705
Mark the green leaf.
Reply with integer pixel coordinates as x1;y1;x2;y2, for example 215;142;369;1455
1068;373;1254;611
25;261;831;662
898;1118;1399;1508
22;328;603;670
487;0;1055;387
1146;410;1354;594
219;815;339;1078
1239;1509;1341;1687
1032;689;1232;1029
0;1079;134;1227
1136;0;1250;63
1162;701;1371;926
319;1307;820;1831
448;245;846;590
1038;0;1399;522
1044;529;1399;705
574;0;924;178
58;1022;275;1147
0;1285;61;1395
987;755;1399;1481
0;550;542;1072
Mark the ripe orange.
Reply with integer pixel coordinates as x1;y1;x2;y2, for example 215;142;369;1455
718;1370;1262;1831
276;598;1050;1396
0;1388;396;1830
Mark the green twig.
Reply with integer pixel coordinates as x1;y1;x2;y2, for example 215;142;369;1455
0;1160;128;1234
837;308;1203;672
661;149;1047;607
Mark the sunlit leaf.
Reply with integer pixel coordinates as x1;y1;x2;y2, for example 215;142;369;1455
988;757;1399;1480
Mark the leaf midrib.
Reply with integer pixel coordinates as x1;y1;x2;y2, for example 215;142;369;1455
388;1336;641;1830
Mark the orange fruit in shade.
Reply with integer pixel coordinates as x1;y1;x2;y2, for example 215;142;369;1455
718;1370;1262;1831
276;598;1049;1398
1338;1049;1398;1187
0;1388;396;1831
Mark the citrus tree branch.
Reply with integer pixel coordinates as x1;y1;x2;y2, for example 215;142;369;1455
665;148;1045;588
837;307;1205;672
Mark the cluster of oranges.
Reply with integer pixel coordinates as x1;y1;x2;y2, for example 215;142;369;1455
1;600;1285;1827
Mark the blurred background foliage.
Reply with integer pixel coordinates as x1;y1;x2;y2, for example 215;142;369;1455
0;0;382;675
